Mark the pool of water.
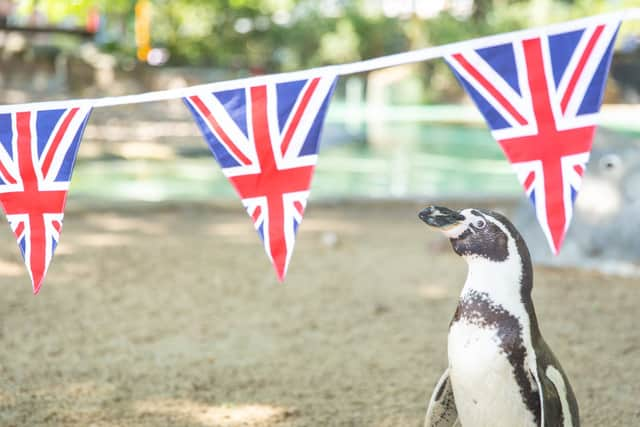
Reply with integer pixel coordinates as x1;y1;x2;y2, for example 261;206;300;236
70;119;521;202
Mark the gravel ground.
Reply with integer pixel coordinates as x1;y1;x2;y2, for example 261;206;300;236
1;201;638;426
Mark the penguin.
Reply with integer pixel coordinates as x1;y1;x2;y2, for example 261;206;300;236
418;206;579;427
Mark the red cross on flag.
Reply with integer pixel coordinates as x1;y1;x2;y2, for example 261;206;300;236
184;74;338;280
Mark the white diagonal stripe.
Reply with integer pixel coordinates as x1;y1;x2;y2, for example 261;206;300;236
281;76;335;166
42;106;91;184
445;52;530;130
563;21;619;119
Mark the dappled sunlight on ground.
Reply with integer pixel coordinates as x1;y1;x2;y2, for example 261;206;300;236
204;215;363;247
0;259;24;277
135;399;292;426
417;283;457;300
1;203;639;426
84;213;168;235
71;232;134;248
205;221;258;242
53;241;76;255
297;217;362;234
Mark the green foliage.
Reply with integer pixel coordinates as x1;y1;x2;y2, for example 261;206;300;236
16;0;639;102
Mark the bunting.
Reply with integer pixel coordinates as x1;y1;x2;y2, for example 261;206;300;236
184;75;338;280
1;10;639;292
445;15;621;254
0;105;92;293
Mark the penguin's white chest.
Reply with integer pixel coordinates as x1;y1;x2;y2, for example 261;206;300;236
448;320;537;427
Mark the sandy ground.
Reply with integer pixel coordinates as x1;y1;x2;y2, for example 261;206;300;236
0;201;639;427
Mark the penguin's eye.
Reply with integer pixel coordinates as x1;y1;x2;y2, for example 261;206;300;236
474;219;486;229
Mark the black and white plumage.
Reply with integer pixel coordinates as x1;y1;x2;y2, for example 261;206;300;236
419;206;579;427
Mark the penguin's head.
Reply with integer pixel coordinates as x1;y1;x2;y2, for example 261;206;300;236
419;206;524;263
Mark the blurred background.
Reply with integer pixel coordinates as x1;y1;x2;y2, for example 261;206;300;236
4;4;640;426
0;0;639;202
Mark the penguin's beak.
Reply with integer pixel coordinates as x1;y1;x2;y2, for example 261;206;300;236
418;206;465;229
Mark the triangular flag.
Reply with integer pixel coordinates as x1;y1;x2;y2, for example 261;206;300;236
184;74;338;280
445;16;621;254
0;104;92;293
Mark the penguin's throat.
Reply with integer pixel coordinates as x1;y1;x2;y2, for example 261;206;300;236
461;256;530;310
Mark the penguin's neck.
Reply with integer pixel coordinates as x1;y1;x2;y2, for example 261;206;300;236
460;254;535;327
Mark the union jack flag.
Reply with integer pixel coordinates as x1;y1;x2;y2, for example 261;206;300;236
184;75;338;280
0;105;92;293
446;17;620;254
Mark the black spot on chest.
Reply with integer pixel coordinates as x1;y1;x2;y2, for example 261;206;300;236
452;291;541;425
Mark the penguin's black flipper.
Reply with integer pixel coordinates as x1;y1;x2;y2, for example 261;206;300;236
531;367;560;427
534;339;580;427
424;369;459;427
